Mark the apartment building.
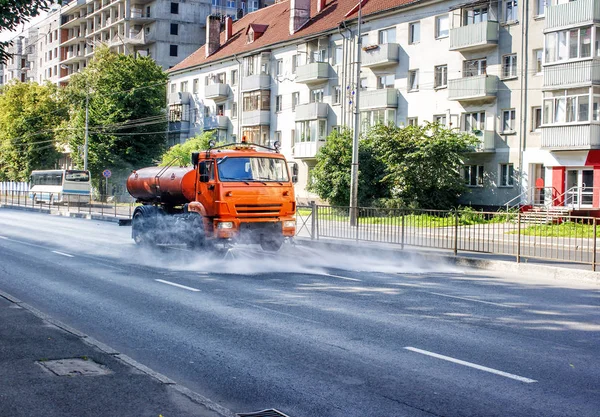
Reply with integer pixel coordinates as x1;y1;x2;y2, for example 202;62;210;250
210;0;273;21
1;36;29;85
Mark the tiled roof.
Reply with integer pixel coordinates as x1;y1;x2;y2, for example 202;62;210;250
169;0;422;73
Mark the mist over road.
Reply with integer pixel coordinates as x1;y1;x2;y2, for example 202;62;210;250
0;209;599;417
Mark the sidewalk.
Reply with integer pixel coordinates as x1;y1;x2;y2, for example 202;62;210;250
0;290;234;417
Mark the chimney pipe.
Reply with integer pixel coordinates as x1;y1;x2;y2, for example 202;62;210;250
225;16;233;42
317;0;326;13
206;15;221;57
289;0;311;35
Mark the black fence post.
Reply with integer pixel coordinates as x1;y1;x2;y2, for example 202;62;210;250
517;212;522;263
454;211;459;256
593;218;597;272
310;201;316;240
401;210;405;250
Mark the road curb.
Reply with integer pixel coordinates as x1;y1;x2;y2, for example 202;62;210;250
0;288;236;417
295;237;600;284
0;203;125;223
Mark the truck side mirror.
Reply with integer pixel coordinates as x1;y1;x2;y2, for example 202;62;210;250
191;152;199;167
290;162;299;184
199;161;209;182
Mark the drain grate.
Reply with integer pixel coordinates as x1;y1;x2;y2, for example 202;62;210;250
238;409;291;417
37;358;112;377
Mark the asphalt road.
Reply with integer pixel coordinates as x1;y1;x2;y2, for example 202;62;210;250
0;208;599;417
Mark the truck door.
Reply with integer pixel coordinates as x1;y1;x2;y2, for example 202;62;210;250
197;160;216;216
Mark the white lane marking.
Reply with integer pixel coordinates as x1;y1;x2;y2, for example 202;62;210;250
246;302;322;325
426;291;514;308
155;279;201;292
404;347;537;383
0;236;8;240
322;273;362;282
52;251;74;258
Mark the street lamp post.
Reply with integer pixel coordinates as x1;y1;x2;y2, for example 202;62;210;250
349;1;363;227
84;90;89;171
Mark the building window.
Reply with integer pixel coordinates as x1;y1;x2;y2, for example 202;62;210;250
536;0;545;16
463;58;487;77
245;56;255;76
232;102;237;118
216;72;226;84
360;109;396;131
292;92;300;110
333;86;341;104
409;21;420;44
534;49;543;74
545;27;592;63
377;74;395;89
204;106;210;117
434;114;447;125
227;0;235;7
532;107;542;131
170;23;179;36
274;131;282;147
502;109;516;133
292;54;300;74
464;165;484;187
463;6;489;25
408;70;419;91
504;0;518;23
295;119;327;142
276;95;283;112
543;88;596;124
180;80;188;92
464;111;486;131
434;65;447;88
378;27;396;44
407;117;418;126
231;69;238;85
276;59;283;76
170;45;178;57
360;77;368;90
499;163;514;187
242;90;270;111
333;45;343;65
435;15;449;38
193;78;199;94
170;83;176;93
502;54;517;78
310;88;324;103
171;2;179;14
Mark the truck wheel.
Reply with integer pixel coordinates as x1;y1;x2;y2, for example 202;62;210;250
186;213;206;249
260;235;284;252
132;205;159;246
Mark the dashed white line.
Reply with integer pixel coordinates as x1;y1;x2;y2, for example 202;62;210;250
426;291;514;308
155;279;201;292
322;273;362;282
404;347;537;383
51;251;74;258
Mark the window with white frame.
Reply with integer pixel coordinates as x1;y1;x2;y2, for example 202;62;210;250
408;70;419;91
360;109;396;131
409;22;420;44
295;119;327;142
276;59;283;76
464;111;486;131
545;27;592;63
232;102;237;118
534;49;543;74
464;165;484;187
536;0;545;16
463;58;487;77
543;88;599;124
292;92;300;111
245;56;255;76
434;114;447;125
292;54;300;74
180;81;188;92
377;74;395;89
532;106;542;131
435;15;449;38
504;0;518;22
378;27;396;44
333;85;342;104
407;117;418;126
231;69;238;85
192;78;199;94
276;95;282;112
242;90;270;111
311;49;326;63
502;54;517;78
499;163;514;187
227;0;235;7
360;77;368;90
334;45;343;65
170;83;176;93
463;6;488;25
502;109;516;133
216;72;226;84
310;88;324;103
434;65;447;88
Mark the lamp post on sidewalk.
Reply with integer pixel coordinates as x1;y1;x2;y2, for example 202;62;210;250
349;0;363;227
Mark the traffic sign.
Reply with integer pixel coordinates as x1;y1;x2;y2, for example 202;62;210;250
103;169;112;178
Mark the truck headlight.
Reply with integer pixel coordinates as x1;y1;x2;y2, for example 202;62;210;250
283;220;296;228
217;221;234;229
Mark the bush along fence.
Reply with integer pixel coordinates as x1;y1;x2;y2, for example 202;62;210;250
296;203;600;271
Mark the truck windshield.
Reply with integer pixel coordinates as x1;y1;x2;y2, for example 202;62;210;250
217;157;289;182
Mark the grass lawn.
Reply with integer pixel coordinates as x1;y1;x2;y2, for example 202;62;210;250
518;221;599;238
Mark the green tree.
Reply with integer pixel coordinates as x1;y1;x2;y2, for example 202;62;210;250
0;81;67;181
309;128;390;207
372;122;478;209
63;47;168;186
158;131;216;166
0;0;61;64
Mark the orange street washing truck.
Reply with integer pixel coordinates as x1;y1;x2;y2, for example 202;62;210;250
126;140;296;251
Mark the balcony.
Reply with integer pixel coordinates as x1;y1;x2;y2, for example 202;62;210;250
293;141;325;159
448;75;498;101
543;58;600;88
541;124;600;150
295;62;330;85
168;92;191;104
545;0;600;31
449;21;499;52
241;110;270;126
295;102;329;121
359;88;398;109
468;130;495;152
205;83;230;101
204;115;230;130
361;43;399;68
129;8;155;23
241;73;270;92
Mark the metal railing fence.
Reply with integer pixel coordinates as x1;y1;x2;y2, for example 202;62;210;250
295;204;599;271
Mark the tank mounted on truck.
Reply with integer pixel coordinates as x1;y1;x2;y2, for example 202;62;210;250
125;138;297;251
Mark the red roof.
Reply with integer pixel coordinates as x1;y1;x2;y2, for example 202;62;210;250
169;0;421;73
